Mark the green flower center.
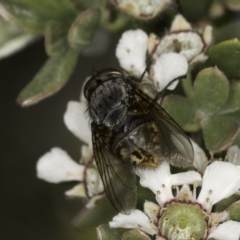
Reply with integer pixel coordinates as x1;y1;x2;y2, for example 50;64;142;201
158;202;207;240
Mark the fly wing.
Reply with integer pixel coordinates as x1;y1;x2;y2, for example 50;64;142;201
92;124;137;214
136;89;194;168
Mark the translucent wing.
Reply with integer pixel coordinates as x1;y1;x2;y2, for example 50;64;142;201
92;123;137;214
135;89;194;168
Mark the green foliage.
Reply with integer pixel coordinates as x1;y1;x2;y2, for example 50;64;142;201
44;20;69;56
179;0;213;21
6;0;77;20
3;0;240;239
96;225;151;240
164;66;240;152
201;115;238;151
206;39;240;79
17;49;78;106
193;68;229;115
214;194;240;212
96;224;122;240
163;94;196;130
228;200;240;222
68;8;101;50
122;230;151;240
0;1;47;33
0;0;101;106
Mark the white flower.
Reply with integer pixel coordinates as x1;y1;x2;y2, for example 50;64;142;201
151;52;188;91
36;102;104;208
116;29;148;77
191;140;208;173
152;14;212;63
208;220;240;240
112;0;171;19
227;145;240;169
116;29;188;92
37;147;84;183
109;161;240;239
63;101;92;148
110;210;158;235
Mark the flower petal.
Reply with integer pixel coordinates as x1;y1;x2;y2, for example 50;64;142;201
65;183;86;197
154;32;204;62
210;211;229;227
66;182;104;208
203;25;213;46
177;184;194;201
116;29;148;77
170;14;192;31
151;53;188;91
109;210;157;235
208;220;240;240
191;140;207;173
136;162;174;206
37;148;84;183
85;168;104;197
63;101;92;147
114;0;170;19
197;161;240;212
144;201;160;223
171;171;202;186
227;145;240;166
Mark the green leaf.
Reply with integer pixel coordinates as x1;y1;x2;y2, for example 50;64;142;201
201;115;239;152
206;39;240;79
71;0;106;8
122;229;151;240
214;20;240;44
96;224;121;240
68;8;101;50
0;15;22;44
44;20;69;56
220;81;240;113
71;197;117;228
0;1;46;33
234;131;240;146
228;200;240;222
17;48;78;106
179;0;213;21
214;194;240;212
162;94;196;130
0;32;37;59
6;0;77;20
193;67;229;115
0;16;38;59
226;110;240;125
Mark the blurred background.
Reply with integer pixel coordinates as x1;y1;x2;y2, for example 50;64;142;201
0;29;119;240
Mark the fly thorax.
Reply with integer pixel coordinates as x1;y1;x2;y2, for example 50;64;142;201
89;79;129;127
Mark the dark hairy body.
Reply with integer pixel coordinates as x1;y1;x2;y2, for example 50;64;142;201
84;68;193;214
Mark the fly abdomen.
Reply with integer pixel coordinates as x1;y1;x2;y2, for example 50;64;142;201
112;115;163;168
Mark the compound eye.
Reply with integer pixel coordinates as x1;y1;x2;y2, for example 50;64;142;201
83;77;93;99
97;67;123;78
84;68;123;99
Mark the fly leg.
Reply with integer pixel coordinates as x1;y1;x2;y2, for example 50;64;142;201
154;74;186;105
